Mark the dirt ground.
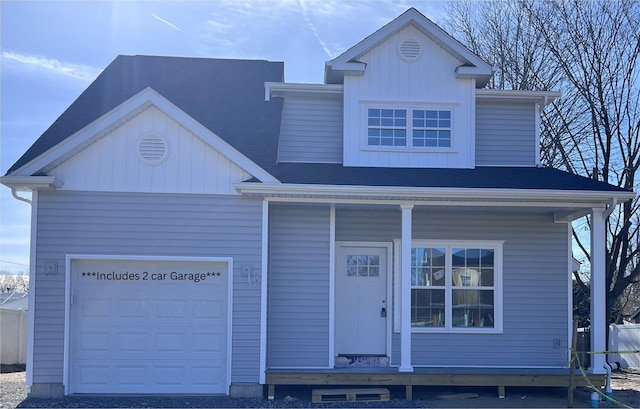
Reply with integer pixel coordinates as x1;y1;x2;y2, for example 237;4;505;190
1;368;639;408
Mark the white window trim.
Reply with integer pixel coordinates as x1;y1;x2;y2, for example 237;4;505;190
362;103;457;152
393;239;504;334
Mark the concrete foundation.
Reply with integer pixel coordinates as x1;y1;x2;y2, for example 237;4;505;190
29;383;64;398
229;382;263;398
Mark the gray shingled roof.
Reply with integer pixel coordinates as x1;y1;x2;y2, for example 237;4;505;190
268;163;631;193
6;55;632;196
6;55;284;175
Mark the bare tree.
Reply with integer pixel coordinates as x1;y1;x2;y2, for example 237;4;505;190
0;273;29;294
444;0;640;330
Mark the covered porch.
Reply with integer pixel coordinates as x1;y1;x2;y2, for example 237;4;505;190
234;179;627;397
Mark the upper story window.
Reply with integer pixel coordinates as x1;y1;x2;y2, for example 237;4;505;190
367;108;452;149
412;110;451;147
367;109;407;146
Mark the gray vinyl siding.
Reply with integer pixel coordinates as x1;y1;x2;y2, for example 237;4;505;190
476;102;537;166
268;205;331;367
336;209;569;368
277;97;343;163
32;190;263;384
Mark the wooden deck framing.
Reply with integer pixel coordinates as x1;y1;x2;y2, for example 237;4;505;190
266;369;605;400
312;387;390;403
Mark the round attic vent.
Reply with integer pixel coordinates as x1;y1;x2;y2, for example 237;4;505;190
138;134;169;165
398;38;422;62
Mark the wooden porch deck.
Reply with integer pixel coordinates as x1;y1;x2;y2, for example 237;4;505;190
266;367;605;400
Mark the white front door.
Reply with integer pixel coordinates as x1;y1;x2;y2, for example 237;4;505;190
336;245;388;355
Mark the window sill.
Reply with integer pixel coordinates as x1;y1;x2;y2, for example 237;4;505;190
411;327;502;334
394;328;503;335
361;147;459;154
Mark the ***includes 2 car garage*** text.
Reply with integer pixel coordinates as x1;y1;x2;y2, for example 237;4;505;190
80;271;223;282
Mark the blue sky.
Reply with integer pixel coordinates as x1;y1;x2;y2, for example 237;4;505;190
0;1;447;274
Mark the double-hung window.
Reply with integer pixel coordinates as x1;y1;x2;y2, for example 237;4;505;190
367;108;452;149
396;241;502;333
412;110;451;147
367;109;407;147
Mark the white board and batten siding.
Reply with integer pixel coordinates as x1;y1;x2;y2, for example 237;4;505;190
278;97;343;164
32;190;264;389
343;24;476;169
48;105;252;194
475;102;537;166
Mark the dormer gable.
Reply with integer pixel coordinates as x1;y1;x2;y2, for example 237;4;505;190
325;8;494;87
332;8;496;169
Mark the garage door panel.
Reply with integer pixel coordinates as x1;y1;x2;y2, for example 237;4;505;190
70;259;230;394
76;364;111;385
156;301;187;318
74;360;227;393
79;332;111;351
193;299;223;318
193;332;223;352
118;331;148;351
118;299;150;318
155;332;187;352
155;365;187;385
115;366;148;385
192;365;225;385
79;298;112;318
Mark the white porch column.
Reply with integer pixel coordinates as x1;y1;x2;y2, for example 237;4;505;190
259;200;269;384
399;204;414;372
590;208;606;374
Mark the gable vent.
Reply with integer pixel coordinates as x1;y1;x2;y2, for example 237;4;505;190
138;134;169;165
398;39;422;62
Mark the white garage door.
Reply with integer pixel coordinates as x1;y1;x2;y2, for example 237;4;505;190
68;258;230;394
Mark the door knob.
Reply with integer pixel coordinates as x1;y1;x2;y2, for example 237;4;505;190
380;307;387;317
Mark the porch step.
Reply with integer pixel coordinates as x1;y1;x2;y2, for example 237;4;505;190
335;354;390;368
312;388;390;403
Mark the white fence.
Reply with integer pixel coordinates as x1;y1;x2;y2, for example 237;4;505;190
609;323;640;368
0;308;27;364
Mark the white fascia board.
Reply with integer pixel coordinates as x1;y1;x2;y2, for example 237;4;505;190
476;89;562;106
10;88;279;184
235;182;635;207
0;176;62;191
265;82;343;101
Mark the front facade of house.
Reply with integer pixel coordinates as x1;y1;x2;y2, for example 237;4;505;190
3;9;634;398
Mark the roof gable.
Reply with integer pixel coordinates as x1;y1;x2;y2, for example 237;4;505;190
10;88;279;185
6;55;285;176
325;8;494;86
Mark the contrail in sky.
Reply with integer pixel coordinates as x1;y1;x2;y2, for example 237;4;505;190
298;0;334;58
2;51;100;83
152;13;184;32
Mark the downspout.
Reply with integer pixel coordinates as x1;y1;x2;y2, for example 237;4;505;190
11;187;32;204
603;363;613;401
601;197;618;403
